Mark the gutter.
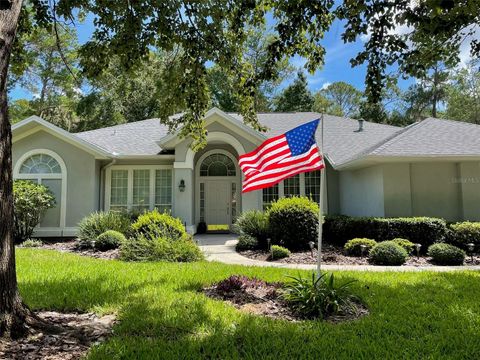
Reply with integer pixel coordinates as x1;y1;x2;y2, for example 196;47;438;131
99;156;117;211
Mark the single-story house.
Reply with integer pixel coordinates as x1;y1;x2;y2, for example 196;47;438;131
12;107;480;236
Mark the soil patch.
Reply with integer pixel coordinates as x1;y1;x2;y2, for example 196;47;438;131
21;240;120;260
203;276;368;323
0;311;116;360
239;245;480;266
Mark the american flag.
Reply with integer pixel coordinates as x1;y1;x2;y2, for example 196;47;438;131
239;119;325;193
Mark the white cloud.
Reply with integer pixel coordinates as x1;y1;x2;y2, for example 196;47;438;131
320;82;331;90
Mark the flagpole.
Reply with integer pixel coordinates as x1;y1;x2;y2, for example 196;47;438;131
317;113;326;278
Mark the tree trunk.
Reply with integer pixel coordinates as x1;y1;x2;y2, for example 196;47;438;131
0;0;31;339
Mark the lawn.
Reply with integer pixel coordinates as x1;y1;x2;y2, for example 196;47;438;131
17;249;480;359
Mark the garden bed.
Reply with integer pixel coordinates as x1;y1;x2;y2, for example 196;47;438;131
203;276;368;323
238;245;480;266
22;240;120;260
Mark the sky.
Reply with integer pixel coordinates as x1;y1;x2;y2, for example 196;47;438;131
9;14;418;101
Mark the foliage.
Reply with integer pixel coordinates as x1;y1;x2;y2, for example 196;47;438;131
390;238;415;254
131;210;186;241
267;196;319;251
119;235;203;262
94;230;126;252
77;211;131;249
323;215;447;251
317;81;362;117
449;222;480;249
235;234;259;252
344;238;377;257
427;243;466;266
282;272;359;319
270;245;290;260
13;180;55;244
20;239;42;248
369;241;408;266
274;72;314;112
215;275;267;293
234;210;269;249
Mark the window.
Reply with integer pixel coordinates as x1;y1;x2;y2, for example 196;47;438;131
110;170;128;211
20;154;61;174
133;170;150;211
262;183;279;210
305;170;321;203
200;153;236;176
284;174;300;197
155;169;172;212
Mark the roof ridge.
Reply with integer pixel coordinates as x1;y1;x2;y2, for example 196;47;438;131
424;117;480;128
76;117;163;135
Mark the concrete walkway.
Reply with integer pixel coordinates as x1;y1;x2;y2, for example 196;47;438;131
195;234;480;272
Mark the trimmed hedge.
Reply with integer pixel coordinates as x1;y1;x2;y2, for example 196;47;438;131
427;243;465;265
234;210;269;249
390;238;415;254
270;245;290;260
131;210;186;241
267;196;319;251
369;241;408;266
95;230;126;251
344;238;377;256
324;215;447;251
235;234;259;251
448;222;480;250
78;211;131;249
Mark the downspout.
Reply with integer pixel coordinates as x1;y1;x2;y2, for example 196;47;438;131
100;156;117;211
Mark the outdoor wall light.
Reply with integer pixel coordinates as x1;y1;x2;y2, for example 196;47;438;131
308;241;315;258
414;243;422;257
179;179;186;192
467;243;475;263
360;244;367;257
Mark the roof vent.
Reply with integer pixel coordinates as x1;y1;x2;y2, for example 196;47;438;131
356;119;364;132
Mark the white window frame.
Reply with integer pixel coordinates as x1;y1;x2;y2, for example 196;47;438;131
105;165;173;212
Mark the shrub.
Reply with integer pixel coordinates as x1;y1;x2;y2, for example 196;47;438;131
94;230;126;251
120;235;203;262
270;245;291;260
390;238;415;254
267;196;319;250
282;272;360;319
78;211;131;248
216;275;267;293
448;222;480;249
13;180;56;244
131;210;186;241
234;210;269;249
427;243;465;265
20;239;43;248
323;215;447;251
344;238;377;256
369;241;408;265
235;234;259;251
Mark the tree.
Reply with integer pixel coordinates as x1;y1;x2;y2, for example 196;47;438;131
274;72;314;112
317;81;362;117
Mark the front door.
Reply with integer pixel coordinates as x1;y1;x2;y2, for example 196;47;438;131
205;180;230;229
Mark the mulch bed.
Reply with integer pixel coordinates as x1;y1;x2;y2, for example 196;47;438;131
203;276;368;323
21;240;120;260
0;311;116;360
239;245;480;266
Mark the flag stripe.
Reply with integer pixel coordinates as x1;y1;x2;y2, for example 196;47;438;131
238;135;285;165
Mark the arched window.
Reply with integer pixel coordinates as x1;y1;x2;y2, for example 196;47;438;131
200;153;236;176
19;154;62;174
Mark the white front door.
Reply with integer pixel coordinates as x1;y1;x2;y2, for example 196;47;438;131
205;180;230;226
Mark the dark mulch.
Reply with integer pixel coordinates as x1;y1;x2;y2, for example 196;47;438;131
21;240;120;260
203;276;368;323
0;311;116;360
239;245;480;266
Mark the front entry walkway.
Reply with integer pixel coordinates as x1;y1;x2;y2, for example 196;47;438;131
195;234;480;272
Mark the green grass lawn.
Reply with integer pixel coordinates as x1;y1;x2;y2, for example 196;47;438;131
17;249;480;359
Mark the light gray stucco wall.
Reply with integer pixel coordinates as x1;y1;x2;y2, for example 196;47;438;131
339;165;385;217
13;130;98;229
459;162;480;221
326;162;340;214
382;163;412;217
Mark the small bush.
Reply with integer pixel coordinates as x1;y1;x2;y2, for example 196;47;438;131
120;235;203;262
282;272;360;319
390;238;415;254
234;210;269;249
235;234;259;251
216;275;267;293
267;196;319;251
131;210;186;241
369;241;408;265
448;222;480;249
344;238;377;256
270;245;290;260
95;230;126;251
78;211;131;248
13;180;56;244
427;243;465;265
20;239;43;248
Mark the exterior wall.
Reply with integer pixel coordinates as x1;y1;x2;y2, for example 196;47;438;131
459;162;480;221
382;163;412;217
326;162;340;215
339;165;385;217
13;130;98;234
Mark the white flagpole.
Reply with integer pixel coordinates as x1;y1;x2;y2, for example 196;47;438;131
317;113;326;278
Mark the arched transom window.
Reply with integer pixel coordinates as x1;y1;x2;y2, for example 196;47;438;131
200;153;236;177
20;154;62;174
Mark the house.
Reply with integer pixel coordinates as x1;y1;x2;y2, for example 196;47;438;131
12;107;480;237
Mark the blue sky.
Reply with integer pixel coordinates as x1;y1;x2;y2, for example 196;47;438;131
10;14;415;100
